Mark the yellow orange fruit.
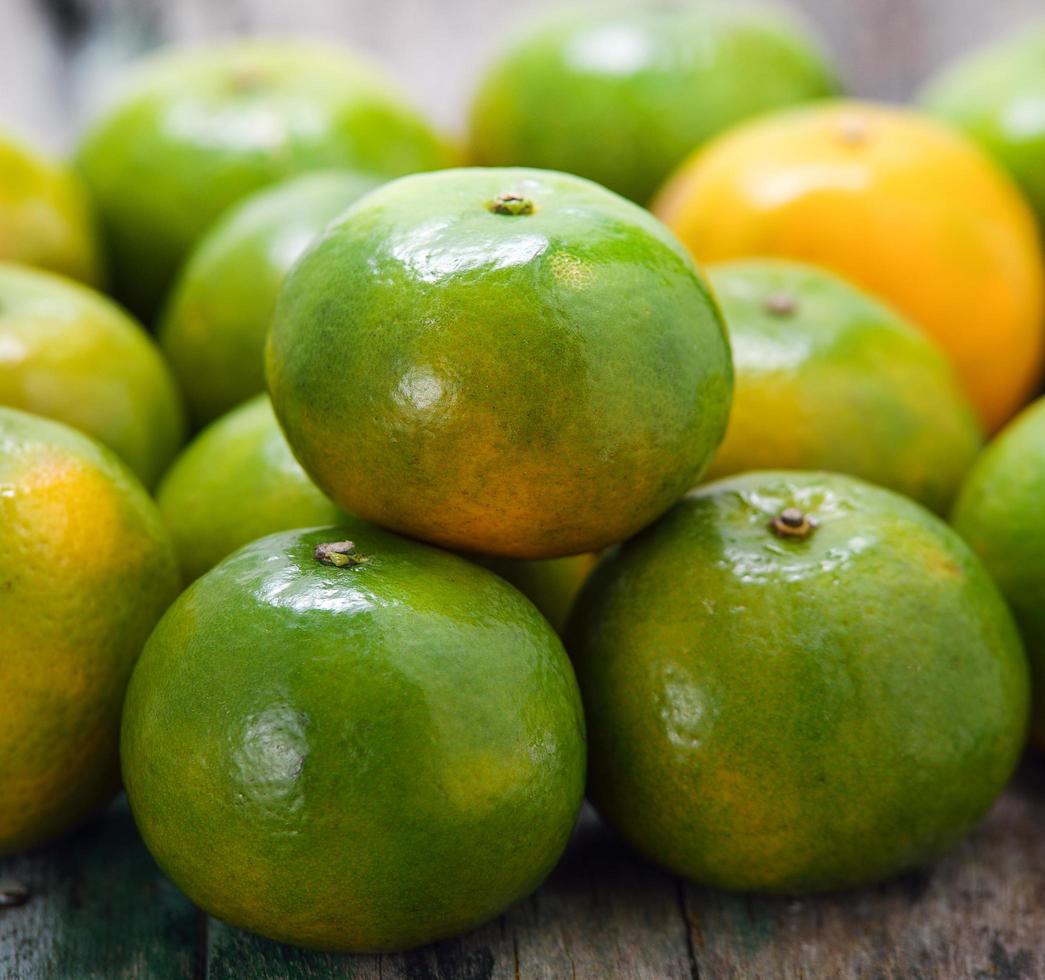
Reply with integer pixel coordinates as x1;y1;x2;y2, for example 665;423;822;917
654;101;1045;431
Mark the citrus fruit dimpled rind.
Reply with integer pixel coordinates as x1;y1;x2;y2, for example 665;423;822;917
653;100;1045;432
952;397;1045;748
0;407;179;855
0;262;185;487
705;259;983;513
0;134;101;285
159;170;383;427
156;395;346;584
569;470;1029;893
76;39;454;319
121;525;586;952
267;166;733;559
469;3;839;203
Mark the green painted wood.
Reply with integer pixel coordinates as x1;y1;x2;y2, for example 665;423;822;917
4;768;1045;978
0;797;199;980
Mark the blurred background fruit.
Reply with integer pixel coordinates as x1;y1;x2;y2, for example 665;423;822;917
705;259;983;513
159;169;382;428
952;397;1045;749
654;100;1045;432
268;167;733;559
122;525;586;951
0;407;178;856
155;395;346;583
0;263;184;487
923;27;1045;229
75;39;455;320
569;470;1029;893
0;133;101;285
475;553;597;634
468;2;838;203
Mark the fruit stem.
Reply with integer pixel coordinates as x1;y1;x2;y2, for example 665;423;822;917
314;541;369;568
488;192;535;216
764;293;797;317
770;508;817;540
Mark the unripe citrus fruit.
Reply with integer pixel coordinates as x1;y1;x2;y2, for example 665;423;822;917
653;101;1045;431
156;395;345;583
0;407;178;855
76;40;454;319
122;526;586;951
268;167;733;559
159;170;382;427
705;259;983;512
0;263;185;487
952;397;1045;748
570;470;1028;892
469;3;838;203
0;133;101;285
923;27;1045;228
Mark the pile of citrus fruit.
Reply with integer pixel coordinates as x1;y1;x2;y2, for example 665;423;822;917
2;2;1045;954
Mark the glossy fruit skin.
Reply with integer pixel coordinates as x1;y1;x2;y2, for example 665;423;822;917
469;3;838;204
0;408;179;856
653;101;1045;432
268;167;733;559
476;553;597;634
159;171;382;427
923;27;1045;227
569;470;1029;893
76;40;454;320
952;397;1045;748
705;260;983;513
156;395;346;583
0;134;101;285
0;263;185;487
122;526;586;951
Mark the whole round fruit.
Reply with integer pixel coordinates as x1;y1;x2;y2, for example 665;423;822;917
76;40;454;319
653;101;1045;431
268;167;733;559
952;397;1045;748
468;3;838;204
0;407;178;856
569;470;1029;893
122;526;586;951
156;395;345;583
705;259;983;513
0;263;185;487
160;170;382;427
923;27;1045;227
0;133;101;284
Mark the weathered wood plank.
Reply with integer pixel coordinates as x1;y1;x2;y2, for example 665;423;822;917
0;797;199;980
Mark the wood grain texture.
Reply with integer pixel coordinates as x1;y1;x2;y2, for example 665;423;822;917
4;765;1045;979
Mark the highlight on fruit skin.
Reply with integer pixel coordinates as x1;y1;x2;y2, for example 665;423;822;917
652;99;1045;433
951;396;1045;750
75;38;456;320
468;1;839;204
121;525;586;952
267;166;733;559
0;407;179;857
159;169;384;428
568;470;1029;893
0;131;101;286
704;259;984;514
0;262;185;487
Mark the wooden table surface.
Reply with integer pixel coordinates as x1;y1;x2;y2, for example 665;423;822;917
3;1;1045;977
3;757;1045;979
